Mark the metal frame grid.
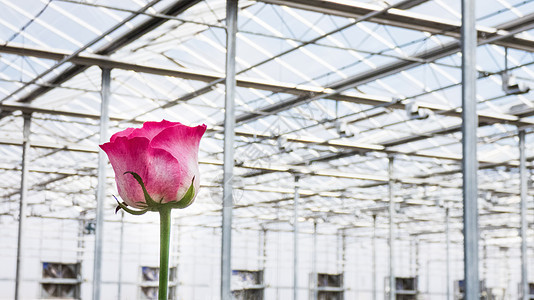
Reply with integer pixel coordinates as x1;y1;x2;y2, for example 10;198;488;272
2;0;534;299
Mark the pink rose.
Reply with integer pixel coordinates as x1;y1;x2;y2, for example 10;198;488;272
100;120;206;211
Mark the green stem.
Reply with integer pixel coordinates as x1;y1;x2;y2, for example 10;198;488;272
158;207;171;300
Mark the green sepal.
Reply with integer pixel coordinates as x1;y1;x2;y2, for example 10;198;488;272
124;171;160;210
167;177;196;209
115;173;196;215
114;195;149;216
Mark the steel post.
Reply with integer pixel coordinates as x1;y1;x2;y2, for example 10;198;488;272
77;211;86;261
388;157;395;300
118;211;125;299
313;220;318;300
461;0;479;299
293;175;300;300
336;230;341;272
446;206;451;300
482;238;487;279
174;219;182;299
221;1;237;299
520;129;529;300
341;230;346;274
415;238;420;277
409;238;415;274
93;67;110;300
372;214;377;300
262;228;267;270
14;113;31;300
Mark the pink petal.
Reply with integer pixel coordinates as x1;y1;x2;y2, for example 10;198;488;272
150;123;206;159
109;127;135;143
143;147;191;204
100;136;153;208
150;123;206;202
127;120;178;140
110;120;180;143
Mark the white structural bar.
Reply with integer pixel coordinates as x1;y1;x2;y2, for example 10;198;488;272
92;67;110;300
388;157;395;300
14;113;31;300
446;206;451;300
221;1;237;299
519;129;529;300
293;176;300;300
1;43;532;127
461;0;480;299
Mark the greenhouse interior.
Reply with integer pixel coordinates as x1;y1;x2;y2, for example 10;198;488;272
2;0;534;299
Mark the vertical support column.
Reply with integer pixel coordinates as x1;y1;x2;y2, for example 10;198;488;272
93;67;110;300
312;220;318;300
175;220;182;298
341;230;346;275
118;211;125;299
340;230;346;296
415;238;420;280
388;156;395;300
14;113;31;300
411;236;417;275
482;239;487;280
336;231;340;274
221;1;237;299
461;0;479;299
293;175;300;300
258;229;263;269
445;206;451;300
261;228;267;270
275;203;281;300
77;211;86;261
519;129;529;300
372;214;377;300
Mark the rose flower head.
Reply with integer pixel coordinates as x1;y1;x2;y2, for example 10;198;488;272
100;120;206;215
